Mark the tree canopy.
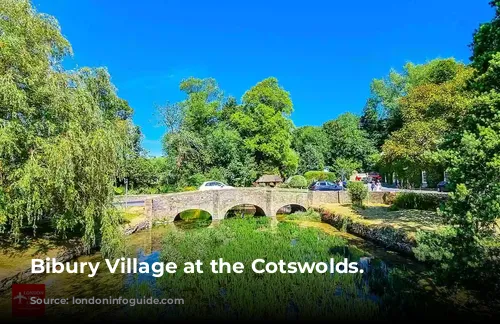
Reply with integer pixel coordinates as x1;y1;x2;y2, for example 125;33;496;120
0;0;137;256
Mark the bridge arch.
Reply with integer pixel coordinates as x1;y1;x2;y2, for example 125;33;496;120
275;204;307;215
174;208;213;222
223;204;266;219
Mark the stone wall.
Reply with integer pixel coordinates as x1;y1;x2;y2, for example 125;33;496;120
151;188;346;222
149;188;445;223
318;207;416;256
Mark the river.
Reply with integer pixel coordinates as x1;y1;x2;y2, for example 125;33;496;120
0;215;472;321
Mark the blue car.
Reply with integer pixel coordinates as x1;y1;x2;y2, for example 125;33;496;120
437;181;449;192
309;181;342;191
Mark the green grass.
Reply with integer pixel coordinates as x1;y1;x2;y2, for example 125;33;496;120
284;209;322;222
319;203;442;239
128;218;378;320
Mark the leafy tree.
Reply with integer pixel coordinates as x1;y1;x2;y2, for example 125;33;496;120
470;1;500;75
156;101;184;135
322;113;376;170
179;77;222;134
297;143;325;174
292;126;329;173
414;6;500;288
381;59;474;186
303;171;336;184
0;0;132;256
231;77;298;177
332;158;362;181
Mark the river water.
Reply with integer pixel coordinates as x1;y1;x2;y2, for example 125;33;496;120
0;216;445;321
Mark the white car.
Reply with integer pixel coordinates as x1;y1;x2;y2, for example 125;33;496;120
198;181;234;191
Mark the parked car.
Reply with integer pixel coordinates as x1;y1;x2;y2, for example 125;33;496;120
308;181;342;191
437;180;449;192
199;181;234;191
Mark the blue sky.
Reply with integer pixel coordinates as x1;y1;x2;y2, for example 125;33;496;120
34;0;494;157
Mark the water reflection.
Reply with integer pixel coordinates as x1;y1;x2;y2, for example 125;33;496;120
0;216;424;321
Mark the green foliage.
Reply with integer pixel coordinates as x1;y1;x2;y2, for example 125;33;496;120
285;209;321;221
347;181;368;206
470;1;500;75
392;193;445;211
332;158;362;181
292;126;329;173
114;187;125;195
322;113;377;170
0;0;131;256
303;171;336;183
379;59;474;186
234;77;298;176
414;7;500;289
186;173;206;187
160;76;298;186
287;175;308;188
157;218;378;320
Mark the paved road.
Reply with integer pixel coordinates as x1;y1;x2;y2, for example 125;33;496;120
113;200;145;207
369;184;448;194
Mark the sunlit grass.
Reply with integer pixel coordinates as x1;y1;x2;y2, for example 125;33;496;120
124;218;380;320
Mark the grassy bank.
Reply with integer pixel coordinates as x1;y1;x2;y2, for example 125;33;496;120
315;203;443;255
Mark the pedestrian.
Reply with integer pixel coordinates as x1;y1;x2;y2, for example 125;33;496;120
370;181;375;191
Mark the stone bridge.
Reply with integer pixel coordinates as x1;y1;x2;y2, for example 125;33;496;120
144;188;354;222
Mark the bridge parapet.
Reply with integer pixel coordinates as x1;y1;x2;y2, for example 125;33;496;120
145;188;445;223
148;188;347;223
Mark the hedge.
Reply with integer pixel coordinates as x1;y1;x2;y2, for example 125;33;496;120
303;171;336;184
288;175;308;188
392;192;446;211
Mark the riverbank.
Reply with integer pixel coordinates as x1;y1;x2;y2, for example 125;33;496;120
315;203;443;256
0;206;149;292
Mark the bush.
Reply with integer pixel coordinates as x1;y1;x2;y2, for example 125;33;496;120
288;175;308;188
304;171;336;184
114;187;124;195
182;186;198;192
392;192;445;211
187;173;206;187
347;181;368;206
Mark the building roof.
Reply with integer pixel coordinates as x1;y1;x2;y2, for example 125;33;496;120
255;175;283;183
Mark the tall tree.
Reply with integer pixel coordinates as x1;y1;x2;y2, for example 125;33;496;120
292;126;329;173
381;59;474;186
0;0;133;256
414;5;500;288
322;113;376;170
231;77;298;176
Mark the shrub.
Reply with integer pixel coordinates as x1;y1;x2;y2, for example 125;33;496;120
114;187;125;195
187;173;206;187
304;171;336;184
288;175;308;188
392;192;445;211
182;186;198;192
347;181;368;206
278;182;290;188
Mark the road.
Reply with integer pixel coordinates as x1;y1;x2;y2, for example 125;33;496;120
113;200;145;207
369;184;448;194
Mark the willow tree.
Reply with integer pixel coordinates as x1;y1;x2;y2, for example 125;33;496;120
0;0;134;256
